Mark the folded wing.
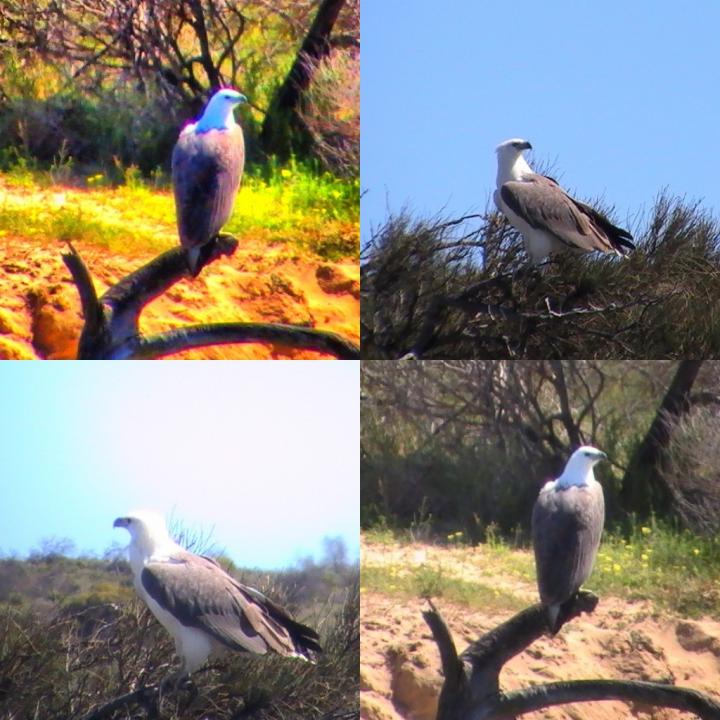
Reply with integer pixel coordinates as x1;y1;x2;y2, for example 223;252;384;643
172;126;245;253
532;483;605;609
500;174;634;255
141;552;321;660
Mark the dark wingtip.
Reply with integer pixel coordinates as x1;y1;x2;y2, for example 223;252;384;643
293;622;323;656
613;234;636;255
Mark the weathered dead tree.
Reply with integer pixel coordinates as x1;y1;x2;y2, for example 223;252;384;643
62;240;359;359
424;594;720;720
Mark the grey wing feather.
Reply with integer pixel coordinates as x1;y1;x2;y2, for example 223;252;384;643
141;551;320;658
172;125;245;251
500;175;633;254
531;484;605;608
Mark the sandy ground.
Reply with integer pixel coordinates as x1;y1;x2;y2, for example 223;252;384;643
0;233;358;359
361;539;720;720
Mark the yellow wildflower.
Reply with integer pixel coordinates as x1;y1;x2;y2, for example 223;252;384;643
692;548;700;556
280;168;292;178
640;553;648;561
613;563;622;572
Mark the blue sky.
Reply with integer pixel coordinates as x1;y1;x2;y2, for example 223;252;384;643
361;0;720;243
0;361;359;569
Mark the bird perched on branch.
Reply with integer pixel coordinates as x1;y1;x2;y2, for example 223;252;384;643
494;139;635;263
172;88;247;276
114;511;321;681
531;446;606;633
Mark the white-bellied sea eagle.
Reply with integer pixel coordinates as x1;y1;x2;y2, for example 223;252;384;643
531;446;606;633
172;88;247;276
495;139;635;263
113;511;321;679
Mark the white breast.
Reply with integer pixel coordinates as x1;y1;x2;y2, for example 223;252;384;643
495;188;558;262
135;576;215;674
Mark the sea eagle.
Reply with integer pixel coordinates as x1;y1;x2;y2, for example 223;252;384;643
113;511;321;679
531;446;606;634
494;139;635;263
172;88;247;276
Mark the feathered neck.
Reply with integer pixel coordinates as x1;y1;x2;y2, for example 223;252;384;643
128;526;181;573
556;458;596;489
195;99;237;133
496;152;533;188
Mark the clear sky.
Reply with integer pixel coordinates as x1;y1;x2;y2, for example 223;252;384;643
0;361;359;570
361;0;720;244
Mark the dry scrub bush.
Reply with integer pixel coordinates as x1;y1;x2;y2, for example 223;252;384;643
660;406;720;534
0;566;359;719
299;49;360;177
361;196;720;359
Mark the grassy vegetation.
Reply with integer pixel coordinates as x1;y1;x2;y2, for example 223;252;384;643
362;521;720;620
0;158;359;260
0;552;359;719
361;563;525;614
592;522;720;618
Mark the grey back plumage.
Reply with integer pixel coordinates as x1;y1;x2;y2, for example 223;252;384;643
531;481;605;618
171;125;245;253
140;550;321;659
500;174;634;255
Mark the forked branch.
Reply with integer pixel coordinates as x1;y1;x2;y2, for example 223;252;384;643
61;239;359;360
423;594;720;720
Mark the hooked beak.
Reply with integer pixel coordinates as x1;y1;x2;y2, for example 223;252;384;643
113;517;129;528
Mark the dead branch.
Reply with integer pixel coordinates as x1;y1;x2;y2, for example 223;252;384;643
61;239;359;360
407;287;658;360
80;684;161;720
482;680;720;720
109;323;359;359
424;595;720;720
80;674;203;720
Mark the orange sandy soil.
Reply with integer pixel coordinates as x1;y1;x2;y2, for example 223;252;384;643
0;225;359;361
361;538;720;720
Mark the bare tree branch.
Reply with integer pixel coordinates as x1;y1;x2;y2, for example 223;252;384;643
424;596;720;720
62;239;359;360
80;684;161;720
482;680;720;720
109;323;359;359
